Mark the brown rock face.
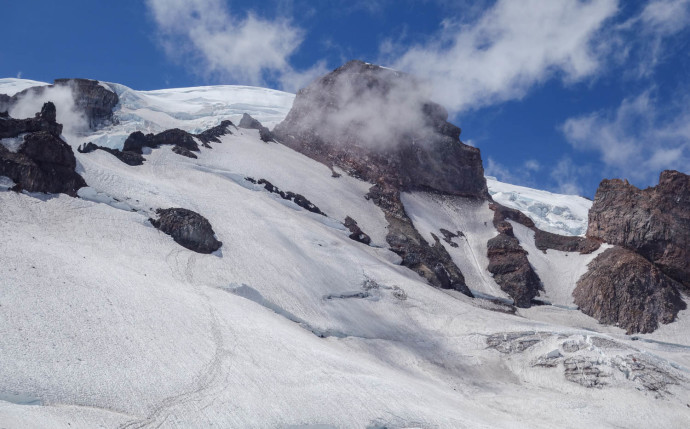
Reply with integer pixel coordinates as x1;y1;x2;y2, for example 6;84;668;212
272;60;480;296
573;246;686;334
587;170;690;291
273;60;488;198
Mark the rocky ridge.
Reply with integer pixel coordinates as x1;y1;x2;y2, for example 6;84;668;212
0;102;86;196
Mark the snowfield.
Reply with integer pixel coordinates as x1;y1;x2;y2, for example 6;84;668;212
1;79;689;428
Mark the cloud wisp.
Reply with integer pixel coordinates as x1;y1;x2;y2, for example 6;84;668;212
145;0;323;91
562;90;690;186
386;0;619;114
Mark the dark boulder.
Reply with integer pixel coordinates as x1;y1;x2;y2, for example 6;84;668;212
149;208;222;254
587;170;690;291
344;216;371;245
1;130;86;196
239;113;274;142
573;246;686;334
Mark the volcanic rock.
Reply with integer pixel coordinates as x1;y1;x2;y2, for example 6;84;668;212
0;101;63;138
246;177;326;216
273;60;488;198
149;208;222;254
78;142;145;166
587;170;690;291
573;246;686;334
1;129;86;196
486;221;542;308
196;120;235;144
272;60;484;294
344;216;371;245
239;113;274;142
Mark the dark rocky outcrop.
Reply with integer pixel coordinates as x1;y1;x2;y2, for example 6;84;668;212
344;216;371;245
78;142;145;166
573;246;686;334
172;145;198;159
79;121;235;166
239;113;274;142
54;79;119;128
273;60;487;199
123;129;200;154
0;101;63;138
587;170;690;291
367;184;472;296
272;60;483;295
440;228;462;248
487;220;542;308
0;79;118;129
490;202;600;254
245;177;326;216
1;130;86;196
149;208;222;254
196;120;235;144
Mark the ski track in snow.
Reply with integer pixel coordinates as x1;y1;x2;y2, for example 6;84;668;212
1;78;690;428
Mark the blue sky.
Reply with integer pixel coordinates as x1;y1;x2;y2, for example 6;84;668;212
2;0;689;197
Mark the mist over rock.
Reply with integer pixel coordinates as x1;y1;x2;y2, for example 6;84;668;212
273;60;487;198
587;170;690;291
1;103;86;196
573;246;686;334
0;78;118;130
0;101;63;138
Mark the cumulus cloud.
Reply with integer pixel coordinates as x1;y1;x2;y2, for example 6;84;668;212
145;0;316;91
561;90;690;185
387;0;619;113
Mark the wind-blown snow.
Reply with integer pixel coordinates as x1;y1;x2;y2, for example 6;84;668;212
487;176;591;236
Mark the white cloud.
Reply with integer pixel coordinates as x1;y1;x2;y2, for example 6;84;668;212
16;71;22;79
387;0;619;114
561;90;690;185
145;0;314;90
485;157;543;187
549;156;588;195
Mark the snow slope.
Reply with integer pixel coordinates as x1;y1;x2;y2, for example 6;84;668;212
1;79;690;428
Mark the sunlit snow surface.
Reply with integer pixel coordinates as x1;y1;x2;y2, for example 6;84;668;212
486;176;591;236
1;79;689;428
0;78;50;96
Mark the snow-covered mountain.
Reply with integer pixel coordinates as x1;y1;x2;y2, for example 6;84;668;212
1;74;689;429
